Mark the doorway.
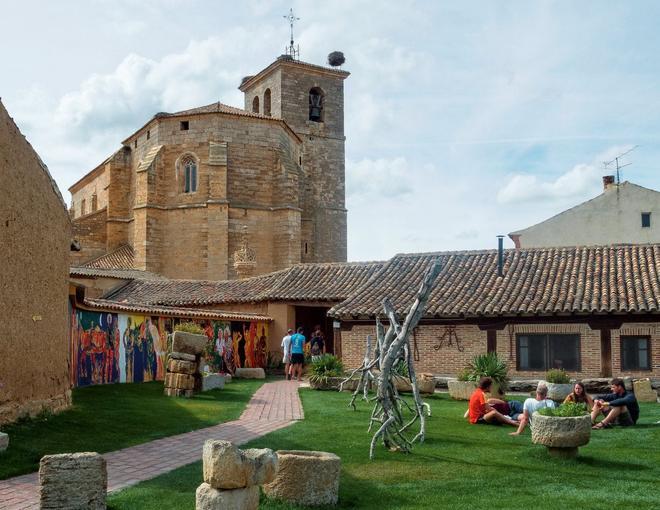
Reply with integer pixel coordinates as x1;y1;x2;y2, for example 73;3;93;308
293;305;334;354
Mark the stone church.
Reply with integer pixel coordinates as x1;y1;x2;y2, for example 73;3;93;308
70;55;349;280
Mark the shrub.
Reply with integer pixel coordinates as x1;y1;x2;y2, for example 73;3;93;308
174;322;204;335
537;402;588;417
545;368;570;384
457;368;472;382
466;353;509;391
392;359;410;378
308;354;344;385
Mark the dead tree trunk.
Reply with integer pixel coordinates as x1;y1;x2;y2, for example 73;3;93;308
341;260;441;459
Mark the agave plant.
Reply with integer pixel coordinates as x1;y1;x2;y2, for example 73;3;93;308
308;354;345;385
467;352;509;391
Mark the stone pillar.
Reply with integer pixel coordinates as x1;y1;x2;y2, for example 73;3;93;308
39;452;107;509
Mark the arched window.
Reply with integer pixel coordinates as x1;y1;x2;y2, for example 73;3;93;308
91;193;98;212
252;96;259;113
183;157;197;193
309;87;324;122
80;199;86;216
264;89;271;116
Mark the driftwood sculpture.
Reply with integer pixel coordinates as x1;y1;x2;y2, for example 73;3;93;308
340;260;441;459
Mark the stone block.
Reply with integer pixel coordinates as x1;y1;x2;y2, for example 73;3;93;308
171;331;207;356
234;367;266;379
39;452;107;509
169;351;196;362
167;359;197;375
202;374;226;392
196;483;259;510
164;388;193;398
633;379;658;402
0;432;8;451
243;448;278;486
263;450;340;506
164;373;195;390
203;440;248;489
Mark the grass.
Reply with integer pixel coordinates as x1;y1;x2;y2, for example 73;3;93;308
108;389;660;510
0;379;264;480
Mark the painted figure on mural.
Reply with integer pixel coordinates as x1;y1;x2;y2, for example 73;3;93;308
123;317;135;382
237;331;246;368
223;325;235;374
255;325;267;368
149;317;166;380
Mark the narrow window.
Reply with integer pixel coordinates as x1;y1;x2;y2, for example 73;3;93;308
252;96;259;113
516;334;580;371
309;87;324;122
80;199;86;216
146;130;150;140
641;212;651;228
182;157;197;193
263;89;271;116
91;193;98;212
621;336;651;370
180;121;189;131
134;139;138;148
304;242;308;255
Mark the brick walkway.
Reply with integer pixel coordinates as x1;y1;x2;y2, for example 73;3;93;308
0;379;302;510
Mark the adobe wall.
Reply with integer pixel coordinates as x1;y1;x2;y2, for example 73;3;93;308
340;321;660;380
0;101;71;425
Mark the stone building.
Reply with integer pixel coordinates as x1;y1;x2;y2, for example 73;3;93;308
0;100;72;424
69;55;349;280
509;176;660;248
329;245;660;380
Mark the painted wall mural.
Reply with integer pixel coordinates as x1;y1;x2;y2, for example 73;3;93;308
70;307;270;387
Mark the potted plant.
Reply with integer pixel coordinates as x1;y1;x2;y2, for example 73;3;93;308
448;368;477;400
308;355;345;390
542;369;573;402
532;402;591;458
449;353;510;400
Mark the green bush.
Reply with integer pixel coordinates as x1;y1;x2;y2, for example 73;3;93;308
545;368;570;384
466;353;509;391
537;402;588;417
457;368;472;382
308;354;344;385
174;322;205;335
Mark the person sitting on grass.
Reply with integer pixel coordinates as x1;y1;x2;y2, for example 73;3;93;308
563;381;594;410
509;382;555;436
468;377;519;426
591;377;639;429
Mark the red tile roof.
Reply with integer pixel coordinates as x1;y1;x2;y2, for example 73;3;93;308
82;244;135;270
329;245;660;320
103;261;384;306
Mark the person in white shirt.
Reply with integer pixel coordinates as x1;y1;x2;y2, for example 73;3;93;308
281;329;293;380
509;382;555;436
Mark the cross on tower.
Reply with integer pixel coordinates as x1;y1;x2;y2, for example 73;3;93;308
283;8;300;59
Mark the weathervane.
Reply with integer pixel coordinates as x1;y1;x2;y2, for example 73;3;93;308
283;8;300;59
603;145;638;185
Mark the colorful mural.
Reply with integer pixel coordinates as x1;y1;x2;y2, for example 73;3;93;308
70;307;269;387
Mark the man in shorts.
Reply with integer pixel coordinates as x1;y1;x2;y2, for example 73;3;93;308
591;378;639;429
468;377;519;426
281;328;293;380
509;382;555;436
289;327;306;382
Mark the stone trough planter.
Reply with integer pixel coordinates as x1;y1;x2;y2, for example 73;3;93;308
309;376;361;391
531;414;591;458
263;450;341;506
448;380;477;400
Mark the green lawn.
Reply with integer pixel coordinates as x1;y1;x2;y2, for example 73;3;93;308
108;389;660;510
0;379;264;480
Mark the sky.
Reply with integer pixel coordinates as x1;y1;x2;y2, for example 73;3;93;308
3;0;660;262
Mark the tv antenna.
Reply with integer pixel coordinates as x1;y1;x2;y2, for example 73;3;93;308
283;8;300;60
603;145;638;185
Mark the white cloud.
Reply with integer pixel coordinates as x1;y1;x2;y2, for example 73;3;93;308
347;157;414;201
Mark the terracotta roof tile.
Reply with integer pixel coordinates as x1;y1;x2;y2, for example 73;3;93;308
82;244;135;270
329;245;660;319
103;261;383;306
83;299;271;322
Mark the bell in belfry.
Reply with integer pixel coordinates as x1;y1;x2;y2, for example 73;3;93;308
309;89;323;121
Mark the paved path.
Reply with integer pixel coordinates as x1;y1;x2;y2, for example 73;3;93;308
0;379;302;510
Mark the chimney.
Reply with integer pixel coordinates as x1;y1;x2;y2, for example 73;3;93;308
497;235;504;277
602;175;615;191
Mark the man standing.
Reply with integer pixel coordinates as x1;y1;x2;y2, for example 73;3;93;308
290;327;306;382
509;382;555;435
591;378;639;429
281;328;293;380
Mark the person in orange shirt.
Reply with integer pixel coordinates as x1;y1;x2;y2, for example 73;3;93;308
468;377;519;426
